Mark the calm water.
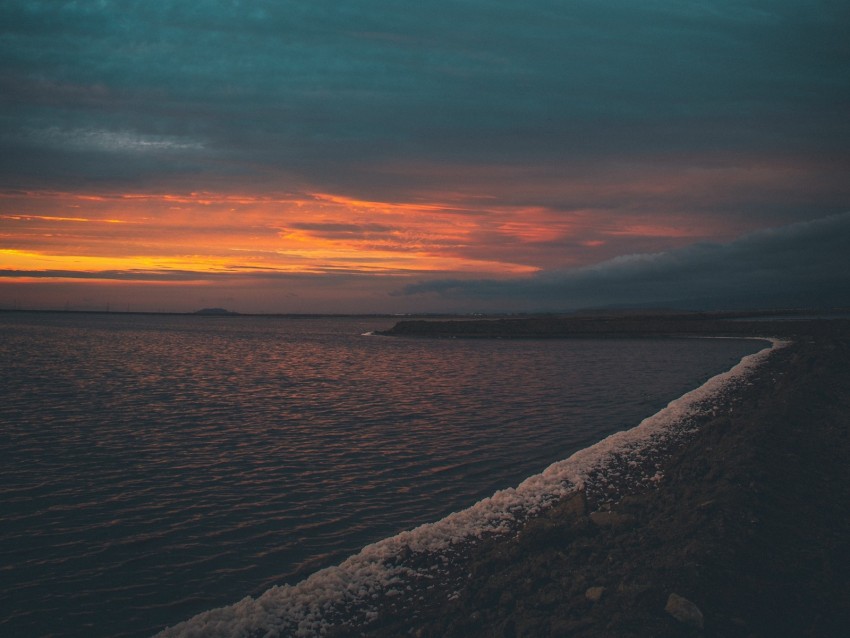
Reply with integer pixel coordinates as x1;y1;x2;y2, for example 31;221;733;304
0;313;763;637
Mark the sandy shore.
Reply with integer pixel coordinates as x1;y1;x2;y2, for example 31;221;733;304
342;318;850;637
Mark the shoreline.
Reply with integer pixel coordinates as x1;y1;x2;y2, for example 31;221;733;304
160;339;778;637
376;313;850;341
159;319;849;637
355;320;850;637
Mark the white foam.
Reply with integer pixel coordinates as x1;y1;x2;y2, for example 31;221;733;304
156;338;787;638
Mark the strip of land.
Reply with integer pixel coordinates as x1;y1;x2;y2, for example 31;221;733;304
352;315;850;637
376;311;848;340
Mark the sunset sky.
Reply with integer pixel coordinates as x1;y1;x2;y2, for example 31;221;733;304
2;1;849;313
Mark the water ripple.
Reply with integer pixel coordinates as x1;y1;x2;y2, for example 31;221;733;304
0;314;762;637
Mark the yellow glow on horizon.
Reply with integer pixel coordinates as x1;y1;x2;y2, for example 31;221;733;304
0;249;253;276
2;185;714;285
1;187;548;279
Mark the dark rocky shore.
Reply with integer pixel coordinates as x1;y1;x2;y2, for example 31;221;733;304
347;316;850;637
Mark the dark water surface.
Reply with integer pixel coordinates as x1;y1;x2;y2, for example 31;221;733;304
0;313;763;637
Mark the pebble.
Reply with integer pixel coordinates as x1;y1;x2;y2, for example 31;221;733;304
585;586;605;603
589;511;634;528
665;592;704;629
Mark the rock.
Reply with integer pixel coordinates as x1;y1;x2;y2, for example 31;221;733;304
501;618;517;638
585;586;605;602
665;592;704;629
556;489;587;519
539;585;561;607
549;616;595;635
589;510;634;528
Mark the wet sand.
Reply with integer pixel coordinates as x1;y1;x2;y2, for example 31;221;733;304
351;318;850;637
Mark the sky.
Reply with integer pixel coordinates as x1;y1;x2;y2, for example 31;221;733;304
2;0;848;314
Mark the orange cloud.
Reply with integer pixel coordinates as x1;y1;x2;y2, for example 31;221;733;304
6;156;785;290
0;189;543;281
601;223;707;238
0;214;131;224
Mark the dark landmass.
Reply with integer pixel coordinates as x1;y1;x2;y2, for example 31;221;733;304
376;310;850;340
193;307;241;316
344;316;849;637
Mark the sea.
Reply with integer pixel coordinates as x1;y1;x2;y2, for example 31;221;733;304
0;312;769;637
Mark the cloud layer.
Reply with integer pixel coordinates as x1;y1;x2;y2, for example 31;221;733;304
399;212;850;311
2;1;849;311
4;1;848;199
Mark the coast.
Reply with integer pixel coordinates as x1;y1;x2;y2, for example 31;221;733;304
351;316;849;637
375;311;849;341
158;315;849;637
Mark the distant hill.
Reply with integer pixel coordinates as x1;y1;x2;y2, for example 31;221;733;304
192;308;240;316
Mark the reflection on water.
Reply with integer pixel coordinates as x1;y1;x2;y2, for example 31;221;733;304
0;313;763;637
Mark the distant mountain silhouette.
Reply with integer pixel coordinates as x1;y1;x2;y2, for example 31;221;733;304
193;307;240;316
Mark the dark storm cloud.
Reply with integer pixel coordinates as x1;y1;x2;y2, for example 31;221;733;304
398;212;850;310
2;0;848;199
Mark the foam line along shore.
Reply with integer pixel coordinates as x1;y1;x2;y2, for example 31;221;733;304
156;333;798;637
